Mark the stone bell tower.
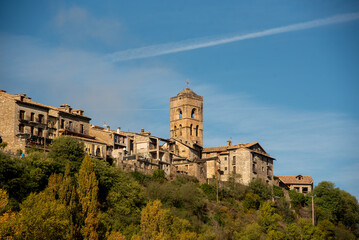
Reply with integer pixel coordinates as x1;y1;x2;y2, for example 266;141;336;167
170;87;203;147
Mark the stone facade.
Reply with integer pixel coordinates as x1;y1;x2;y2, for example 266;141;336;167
0;90;107;159
202;142;275;185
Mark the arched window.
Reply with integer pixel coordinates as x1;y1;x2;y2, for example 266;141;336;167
174;126;177;137
178;109;182;119
191;108;196;119
96;147;101;157
190;124;193;136
195;125;199;136
179;124;182;136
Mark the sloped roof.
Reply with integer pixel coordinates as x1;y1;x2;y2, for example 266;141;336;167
277;175;313;185
203;142;275;159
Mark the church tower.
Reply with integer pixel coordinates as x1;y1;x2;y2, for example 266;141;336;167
170;87;203;147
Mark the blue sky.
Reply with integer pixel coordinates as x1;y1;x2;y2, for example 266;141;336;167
1;0;359;198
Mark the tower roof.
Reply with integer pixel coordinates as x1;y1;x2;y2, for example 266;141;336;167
175;87;202;100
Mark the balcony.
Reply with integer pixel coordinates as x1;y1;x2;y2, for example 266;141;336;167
25;135;53;148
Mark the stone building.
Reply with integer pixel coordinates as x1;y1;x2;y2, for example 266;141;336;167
0;90;106;159
276;175;313;194
169;87;275;185
170;87;203;161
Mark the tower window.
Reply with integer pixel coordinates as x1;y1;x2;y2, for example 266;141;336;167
190;124;193;136
195;125;199;136
178;109;182;119
191;108;196;119
174;125;177;137
179;124;182;136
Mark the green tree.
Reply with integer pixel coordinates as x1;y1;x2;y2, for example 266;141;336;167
314;181;359;232
48;136;85;173
243;192;261;211
77;156;99;240
248;179;272;200
16;192;71;240
258;202;282;233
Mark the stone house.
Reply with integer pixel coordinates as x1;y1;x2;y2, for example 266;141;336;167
0;90;106;159
276;175;313;194
203;141;275;185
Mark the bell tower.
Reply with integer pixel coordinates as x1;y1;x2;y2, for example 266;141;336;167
170;87;203;147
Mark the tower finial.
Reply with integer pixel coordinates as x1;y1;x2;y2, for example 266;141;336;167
185;78;190;88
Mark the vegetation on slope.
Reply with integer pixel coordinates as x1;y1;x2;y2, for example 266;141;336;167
0;136;358;239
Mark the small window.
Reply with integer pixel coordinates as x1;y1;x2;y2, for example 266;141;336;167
294;187;300;192
31;113;35;121
232;156;236;165
191;108;196;119
19;124;24;133
224;157;227;161
38;128;43;137
233;166;236;173
195;125;199;136
174;126;177;137
178;109;182;119
253;163;256;173
61;119;65;129
69;121;72;130
30;126;34;135
38;114;44;123
302;187;308;193
190;124;193;136
80;124;84;134
179;124;182;136
225;167;227;171
19;110;25;120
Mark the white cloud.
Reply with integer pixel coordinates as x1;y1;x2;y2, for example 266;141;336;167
54;6;123;46
105;12;359;62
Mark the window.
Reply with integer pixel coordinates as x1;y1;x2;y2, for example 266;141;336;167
19;110;25;120
30;127;34;135
96;147;101;157
225;167;227;171
69;121;72;130
190;124;193;136
178;109;182;119
38;114;44;123
31;113;35;121
233;166;236;173
294;187;300;192
195;125;199;136
302;187;308;193
80;124;84;134
179;124;182;136
252;163;256;173
61;119;65;129
19;124;24;133
174;126;177;137
232;156;236;165
224;157;227;161
38;128;43;137
191;108;196;119
262;167;264;172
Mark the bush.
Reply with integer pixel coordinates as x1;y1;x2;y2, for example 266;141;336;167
152;169;166;180
248;179;272;200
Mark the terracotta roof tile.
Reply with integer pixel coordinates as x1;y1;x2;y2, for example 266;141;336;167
277;175;313;185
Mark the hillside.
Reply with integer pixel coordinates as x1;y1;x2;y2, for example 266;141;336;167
0;136;358;240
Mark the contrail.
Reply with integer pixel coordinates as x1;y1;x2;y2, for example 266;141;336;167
105;12;359;62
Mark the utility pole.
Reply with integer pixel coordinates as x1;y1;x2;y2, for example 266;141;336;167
216;162;219;203
312;195;315;226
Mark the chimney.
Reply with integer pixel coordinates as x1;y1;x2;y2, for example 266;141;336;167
117;127;121;134
106;126;110;131
141;128;144;133
227;140;232;146
60;104;72;113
